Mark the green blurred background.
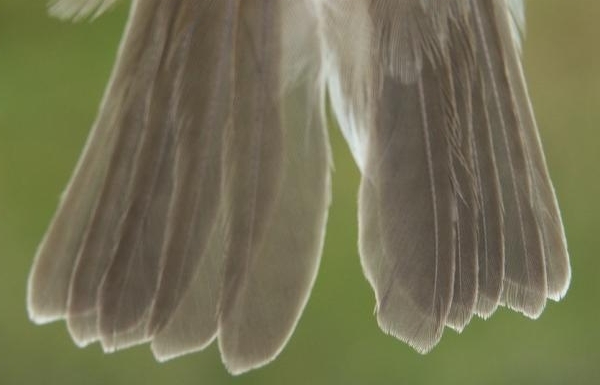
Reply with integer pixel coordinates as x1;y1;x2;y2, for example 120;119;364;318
1;1;598;384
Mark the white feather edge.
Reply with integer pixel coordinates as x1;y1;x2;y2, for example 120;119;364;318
507;0;525;51
27;0;140;325
48;0;119;20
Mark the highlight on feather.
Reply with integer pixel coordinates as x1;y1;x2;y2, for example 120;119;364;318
28;0;570;375
49;0;119;20
322;0;570;353
29;0;331;375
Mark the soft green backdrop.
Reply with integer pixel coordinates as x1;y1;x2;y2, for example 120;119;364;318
1;1;598;384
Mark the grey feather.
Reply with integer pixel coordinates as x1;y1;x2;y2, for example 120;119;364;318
49;0;119;20
491;1;571;301
358;65;458;353
28;0;570;374
28;0;162;346
65;0;172;347
324;0;570;351
472;1;547;318
326;0;467;352
146;0;241;358
151;214;226;361
147;0;235;337
471;70;506;318
29;0;330;375
96;3;179;350
217;1;331;373
445;17;480;331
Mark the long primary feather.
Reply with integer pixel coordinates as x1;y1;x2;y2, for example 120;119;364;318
472;1;547;317
64;0;176;347
445;18;480;331
324;0;469;352
217;1;331;373
28;0;163;344
492;0;571;301
29;0;330;375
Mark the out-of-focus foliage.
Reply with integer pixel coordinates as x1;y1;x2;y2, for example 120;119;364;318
1;1;598;384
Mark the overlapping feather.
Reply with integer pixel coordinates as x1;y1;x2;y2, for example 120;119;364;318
28;0;570;375
30;0;331;375
323;0;570;351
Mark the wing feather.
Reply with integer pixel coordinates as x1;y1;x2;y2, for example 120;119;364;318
63;0;174;347
30;0;329;375
217;1;331;373
324;0;569;351
445;18;479;331
325;0;465;352
471;69;506;318
473;1;547;317
29;0;570;372
49;0;119;20
492;0;570;301
96;2;179;348
146;0;235;337
358;66;457;352
28;0;163;345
